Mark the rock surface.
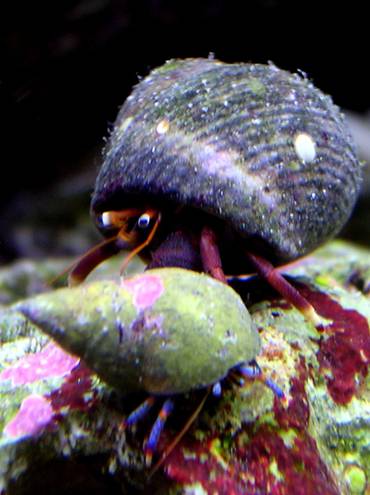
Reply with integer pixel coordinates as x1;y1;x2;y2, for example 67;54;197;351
0;240;369;494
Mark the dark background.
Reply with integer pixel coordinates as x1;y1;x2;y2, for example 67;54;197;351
1;0;369;260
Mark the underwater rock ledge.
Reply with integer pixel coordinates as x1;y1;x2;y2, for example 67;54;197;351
0;240;369;495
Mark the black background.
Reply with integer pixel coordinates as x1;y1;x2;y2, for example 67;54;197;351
0;0;369;257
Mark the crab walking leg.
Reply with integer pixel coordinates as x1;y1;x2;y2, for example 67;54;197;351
246;252;321;325
144;398;174;466
149;389;210;478
200;225;227;283
237;361;285;399
123;397;156;428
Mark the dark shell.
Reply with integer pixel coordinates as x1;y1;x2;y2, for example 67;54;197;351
92;58;361;262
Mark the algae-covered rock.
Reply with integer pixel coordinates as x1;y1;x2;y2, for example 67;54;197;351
0;242;369;494
0;255;144;306
0;259;68;305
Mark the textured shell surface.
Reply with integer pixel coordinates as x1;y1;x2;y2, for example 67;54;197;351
92;58;361;262
17;268;259;395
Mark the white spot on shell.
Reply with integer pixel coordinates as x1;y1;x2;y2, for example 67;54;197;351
294;133;316;163
156;119;170;135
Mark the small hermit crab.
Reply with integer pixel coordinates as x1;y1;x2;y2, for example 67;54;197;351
69;58;361;322
17;268;283;464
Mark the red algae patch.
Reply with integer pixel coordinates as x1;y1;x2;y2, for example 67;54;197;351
47;363;94;412
237;426;339;495
165;427;339;495
165;437;251;495
122;274;164;310
298;285;370;404
165;355;339;495
274;356;309;430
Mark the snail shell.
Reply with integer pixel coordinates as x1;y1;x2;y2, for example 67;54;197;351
17;268;259;395
92;58;361;263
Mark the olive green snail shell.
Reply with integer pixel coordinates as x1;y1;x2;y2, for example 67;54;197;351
92;58;361;262
16;268;259;395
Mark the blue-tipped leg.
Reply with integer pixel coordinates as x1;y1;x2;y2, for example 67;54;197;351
263;377;285;398
124;397;156;428
144;398;174;466
212;381;222;397
238;363;261;379
237;361;285;399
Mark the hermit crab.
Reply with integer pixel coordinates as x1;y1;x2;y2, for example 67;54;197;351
69;58;361;321
17;268;282;464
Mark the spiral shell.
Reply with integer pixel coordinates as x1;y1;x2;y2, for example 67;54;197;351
17;268;259;395
92;58;361;262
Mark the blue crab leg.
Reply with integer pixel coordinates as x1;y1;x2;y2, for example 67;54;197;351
124;397;156;428
144;398;174;466
149;389;211;478
212;381;222;397
238;362;285;399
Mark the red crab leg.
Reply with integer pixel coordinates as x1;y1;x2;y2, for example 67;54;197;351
200;225;320;324
246;252;321;325
200;225;227;283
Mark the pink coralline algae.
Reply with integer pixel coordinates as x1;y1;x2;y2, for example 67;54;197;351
1;343;93;440
122;273;164;310
0;342;80;386
4;394;54;438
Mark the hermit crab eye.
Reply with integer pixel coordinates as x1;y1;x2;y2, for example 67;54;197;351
101;212;113;228
137;213;151;229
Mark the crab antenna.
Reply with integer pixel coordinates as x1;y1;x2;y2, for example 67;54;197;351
67;235;125;287
120;211;161;276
